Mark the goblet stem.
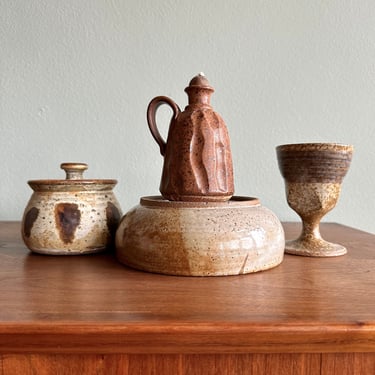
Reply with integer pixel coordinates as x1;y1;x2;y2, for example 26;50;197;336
299;216;323;243
285;214;347;257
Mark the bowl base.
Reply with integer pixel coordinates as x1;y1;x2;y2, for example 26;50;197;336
28;247;106;256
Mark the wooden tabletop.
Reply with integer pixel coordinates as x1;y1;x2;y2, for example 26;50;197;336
0;221;374;354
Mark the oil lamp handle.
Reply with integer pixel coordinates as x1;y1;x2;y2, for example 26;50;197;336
147;96;181;156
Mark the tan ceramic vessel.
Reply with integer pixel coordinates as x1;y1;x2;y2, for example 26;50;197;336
22;163;122;255
115;196;285;276
277;143;353;257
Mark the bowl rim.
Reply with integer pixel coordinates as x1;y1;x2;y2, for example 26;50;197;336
140;195;261;208
276;143;353;152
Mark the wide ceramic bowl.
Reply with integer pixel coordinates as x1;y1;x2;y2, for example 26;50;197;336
22;163;122;255
115;196;285;276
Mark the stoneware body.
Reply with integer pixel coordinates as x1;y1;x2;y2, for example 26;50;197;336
115;196;285;276
147;73;234;202
22;163;122;255
277;143;353;257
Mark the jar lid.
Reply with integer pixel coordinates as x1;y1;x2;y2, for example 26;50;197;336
28;163;117;192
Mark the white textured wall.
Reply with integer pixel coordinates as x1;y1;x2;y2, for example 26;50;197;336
1;1;374;233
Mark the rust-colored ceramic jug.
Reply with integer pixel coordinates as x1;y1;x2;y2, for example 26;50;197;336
147;73;234;202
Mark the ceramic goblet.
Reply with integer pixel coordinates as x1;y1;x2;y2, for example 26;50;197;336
276;143;353;257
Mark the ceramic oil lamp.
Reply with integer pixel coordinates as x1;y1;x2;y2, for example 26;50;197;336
22;163;122;255
116;74;285;276
147;72;234;202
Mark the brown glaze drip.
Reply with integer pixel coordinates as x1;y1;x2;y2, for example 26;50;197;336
106;202;121;241
55;203;81;244
23;207;39;238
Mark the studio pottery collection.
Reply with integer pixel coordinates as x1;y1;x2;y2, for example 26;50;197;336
21;73;353;276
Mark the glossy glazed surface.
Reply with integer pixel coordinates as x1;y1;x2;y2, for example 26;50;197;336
116;196;284;276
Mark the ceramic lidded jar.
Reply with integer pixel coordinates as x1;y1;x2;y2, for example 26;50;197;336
22;163;122;255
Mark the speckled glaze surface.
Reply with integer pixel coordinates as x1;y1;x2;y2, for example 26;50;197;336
22;163;122;255
277;143;353;257
115;196;285;276
147;73;234;202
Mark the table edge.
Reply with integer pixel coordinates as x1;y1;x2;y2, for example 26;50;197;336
0;321;374;354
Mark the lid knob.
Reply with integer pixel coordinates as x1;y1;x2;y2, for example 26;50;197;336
185;72;214;107
187;72;213;89
60;163;88;180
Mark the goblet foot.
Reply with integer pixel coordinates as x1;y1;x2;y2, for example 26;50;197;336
285;238;347;257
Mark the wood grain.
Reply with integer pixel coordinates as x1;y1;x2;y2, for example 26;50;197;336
0;354;322;375
321;353;375;375
3;353;374;374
